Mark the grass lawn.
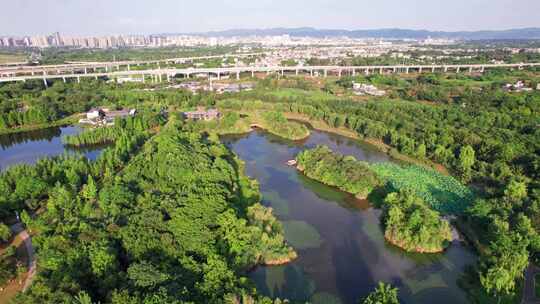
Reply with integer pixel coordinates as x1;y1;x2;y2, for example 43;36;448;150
0;53;26;64
439;78;494;87
268;88;335;102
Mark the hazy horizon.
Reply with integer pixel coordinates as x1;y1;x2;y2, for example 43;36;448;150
1;0;539;36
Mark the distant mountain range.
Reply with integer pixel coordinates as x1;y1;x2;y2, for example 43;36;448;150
180;27;540;40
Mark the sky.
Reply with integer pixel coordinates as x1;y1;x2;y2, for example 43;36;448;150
1;0;539;36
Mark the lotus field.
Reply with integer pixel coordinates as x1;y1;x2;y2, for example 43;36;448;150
370;163;475;214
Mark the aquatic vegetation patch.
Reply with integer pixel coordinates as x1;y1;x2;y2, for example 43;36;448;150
252;264;316;301
282;220;323;249
262;190;290;216
371;163;475;214
297;173;349;203
310;292;343;304
264;266;287;297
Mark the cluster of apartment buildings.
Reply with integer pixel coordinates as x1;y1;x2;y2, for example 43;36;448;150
0;32;432;50
1;32;174;49
256;43;409;66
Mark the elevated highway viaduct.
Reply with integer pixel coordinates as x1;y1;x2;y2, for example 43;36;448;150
0;52;264;78
0;63;539;87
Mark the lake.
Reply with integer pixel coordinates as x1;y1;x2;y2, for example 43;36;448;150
0;126;105;172
222;129;476;304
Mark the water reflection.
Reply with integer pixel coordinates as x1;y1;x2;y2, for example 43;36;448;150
0;126;105;172
0;127;62;149
222;129;475;304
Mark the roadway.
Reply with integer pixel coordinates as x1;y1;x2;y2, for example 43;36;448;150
0;62;539;85
0;52;264;76
9;223;36;292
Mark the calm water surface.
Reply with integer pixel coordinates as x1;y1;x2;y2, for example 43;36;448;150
1;125;475;303
222;129;476;304
0;126;104;171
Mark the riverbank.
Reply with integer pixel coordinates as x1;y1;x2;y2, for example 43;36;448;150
295;145;381;200
0;125;106;172
384;232;447;253
283;112;449;175
200;110;310;141
212;110;471;215
296;159;461;254
294;145;466;255
0;114;81;136
223;127;474;304
261;251;298;266
296;164;370;200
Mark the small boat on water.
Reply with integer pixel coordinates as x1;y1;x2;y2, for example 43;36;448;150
287;159;297;166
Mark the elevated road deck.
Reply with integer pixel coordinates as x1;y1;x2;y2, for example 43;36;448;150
0;52;264;76
1;63;538;86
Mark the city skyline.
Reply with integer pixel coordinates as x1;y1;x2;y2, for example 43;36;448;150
4;27;540;49
1;0;539;36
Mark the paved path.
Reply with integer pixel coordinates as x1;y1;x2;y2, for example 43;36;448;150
522;263;540;304
9;223;35;292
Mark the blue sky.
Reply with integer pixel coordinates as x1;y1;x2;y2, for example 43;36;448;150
1;0;539;36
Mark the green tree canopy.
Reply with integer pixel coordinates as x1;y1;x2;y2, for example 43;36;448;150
361;282;400;304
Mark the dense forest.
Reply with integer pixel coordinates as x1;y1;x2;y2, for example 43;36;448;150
0;65;539;302
382;190;452;253
0;79;205;134
0;224;17;286
37;46;244;64
185;112;251;136
259;111;310;140
295;146;454;253
62;112;166;147
0;118;295;303
295;146;381;199
218;71;540;301
185;109;309;140
361;282;400;304
0;81;109;132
